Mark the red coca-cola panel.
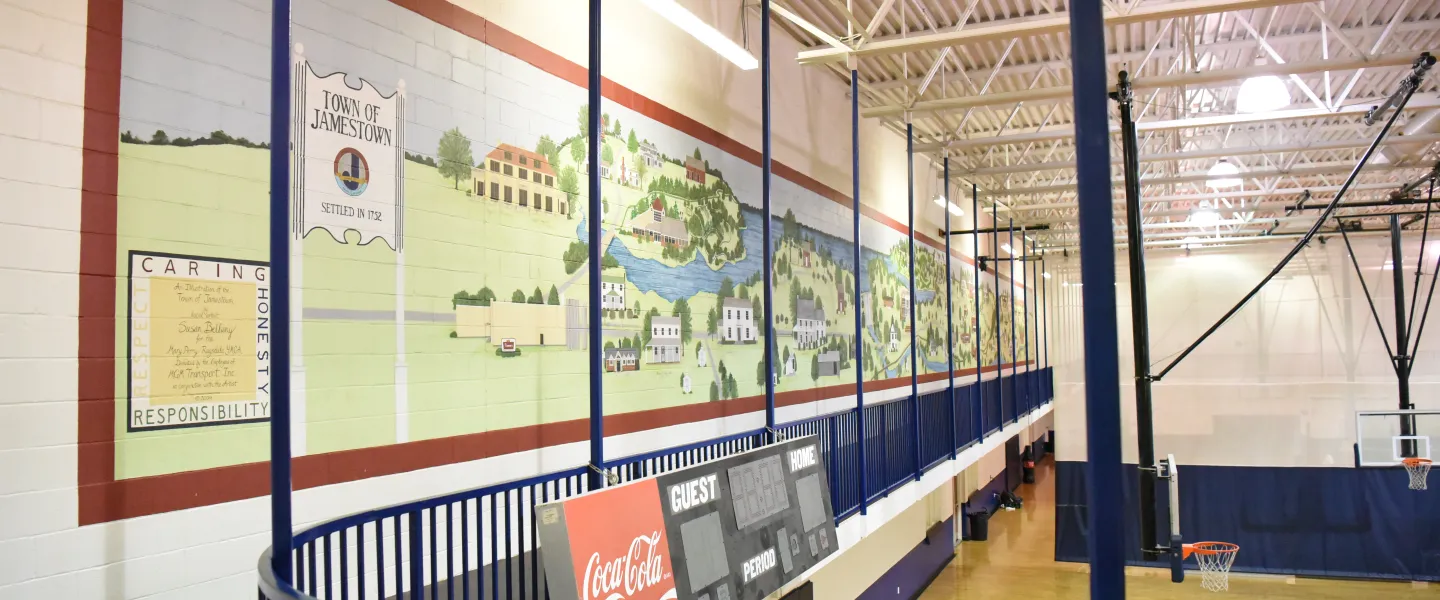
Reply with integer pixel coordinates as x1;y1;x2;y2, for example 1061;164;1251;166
561;478;678;600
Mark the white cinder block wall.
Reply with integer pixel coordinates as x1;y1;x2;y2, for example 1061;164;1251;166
0;0;1011;598
0;0;88;593
1052;239;1440;466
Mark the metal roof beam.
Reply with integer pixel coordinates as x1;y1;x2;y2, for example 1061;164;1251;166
797;0;1313;65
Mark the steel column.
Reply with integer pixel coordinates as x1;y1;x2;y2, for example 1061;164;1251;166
1008;220;1017;418
267;0;294;582
944;157;956;460
908;122;921;480
586;0;605;489
1068;0;1127;594
851;66;867;515
973;184;982;413
762;0;777;441
1390;215;1416;451
1114;71;1161;557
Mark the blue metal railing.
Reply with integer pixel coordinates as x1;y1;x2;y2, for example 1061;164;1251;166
256;367;1054;600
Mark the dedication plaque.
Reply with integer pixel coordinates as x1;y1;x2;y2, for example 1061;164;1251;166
128;252;271;431
537;437;838;600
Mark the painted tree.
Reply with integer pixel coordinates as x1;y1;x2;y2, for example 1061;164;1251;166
810;353;820;382
718;276;735;300
529;287;544;304
437;128;473;190
693;148;702;160
577;105;589;138
601;144;614;165
547;285;560;305
570;136;586;163
642;307;660;347
710;381;719;402
627;129;640;153
512;289;527;303
707;306;718;334
673;297;693;343
536;135;557;161
559;166;579;203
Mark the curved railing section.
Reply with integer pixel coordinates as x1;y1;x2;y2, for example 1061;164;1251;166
256;368;1054;600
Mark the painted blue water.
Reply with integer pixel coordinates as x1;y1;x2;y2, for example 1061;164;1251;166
579;205;882;302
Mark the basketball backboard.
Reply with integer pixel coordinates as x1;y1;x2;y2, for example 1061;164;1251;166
1354;409;1440;466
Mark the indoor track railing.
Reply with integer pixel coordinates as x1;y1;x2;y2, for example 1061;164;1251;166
256;368;1054;600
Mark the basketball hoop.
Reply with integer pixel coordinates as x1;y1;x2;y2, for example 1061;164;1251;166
1403;457;1431;490
1183;542;1239;592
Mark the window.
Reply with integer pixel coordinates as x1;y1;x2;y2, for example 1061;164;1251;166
728;327;733;339
490;182;499;200
504;186;513;203
490;160;500;172
519;189;528;207
536;161;545;171
519;168;528;180
519;156;528;166
504;164;513;176
545;175;554;187
503;151;513;161
546;196;554;212
533;172;541;183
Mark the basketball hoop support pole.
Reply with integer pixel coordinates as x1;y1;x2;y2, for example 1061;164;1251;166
1111;71;1164;559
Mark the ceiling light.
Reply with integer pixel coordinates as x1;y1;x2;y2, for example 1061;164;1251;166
1001;243;1013;255
1236;75;1290;114
1206;160;1242;189
1181;236;1202;249
1043;272;1052;279
947;203;964;217
1062;281;1069;287
1383;260;1395;270
640;0;758;70
933;196;947;208
1189;206;1221;226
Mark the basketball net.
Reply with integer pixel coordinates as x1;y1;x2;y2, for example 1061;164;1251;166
1185;542;1239;593
1404;458;1431;491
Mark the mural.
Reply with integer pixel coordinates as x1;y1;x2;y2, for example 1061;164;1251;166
104;0;1024;484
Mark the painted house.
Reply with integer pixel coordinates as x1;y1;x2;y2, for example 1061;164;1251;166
784;353;797;376
818;351;840;377
684;156;706;184
617;156;641;187
836;281;847;315
471;144;566;215
605;347;639;372
900;289;910;314
721;297;756;343
861;292;872;328
794;299;826;349
648;316;682;363
640;140;661;168
630;197;691;247
889;324;900;352
600;155;613;180
601;274;626;311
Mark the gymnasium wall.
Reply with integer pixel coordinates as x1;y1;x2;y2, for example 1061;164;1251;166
1050;238;1440;579
0;0;1046;597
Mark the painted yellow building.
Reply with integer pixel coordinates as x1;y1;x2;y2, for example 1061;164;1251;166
455;302;568;346
471;143;567;215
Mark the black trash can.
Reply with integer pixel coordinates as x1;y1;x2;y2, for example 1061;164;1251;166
1023;460;1036;484
969;509;991;541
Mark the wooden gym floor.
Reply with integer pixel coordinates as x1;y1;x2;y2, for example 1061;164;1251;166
917;461;1433;599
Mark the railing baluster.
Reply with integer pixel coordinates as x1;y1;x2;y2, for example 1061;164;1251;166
463;498;471;600
408;511;424;600
307;540;317;597
490;493;499;600
446;503;455;600
357;524;366;600
394;517;403;600
335;531;344;600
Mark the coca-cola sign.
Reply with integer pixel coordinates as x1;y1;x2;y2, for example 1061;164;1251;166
543;478;677;600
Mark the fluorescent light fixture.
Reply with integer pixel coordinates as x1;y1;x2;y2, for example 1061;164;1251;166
1062;281;1069;287
1001;243;1013;255
1236;75;1290;114
1181;236;1202;249
1206;160;1242;189
933;196;964;217
1189;206;1221;226
640;0;758;70
1383;259;1395;270
1043;272;1052;279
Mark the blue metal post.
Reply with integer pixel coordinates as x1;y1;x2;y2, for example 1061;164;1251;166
1069;0;1126;593
1022;229;1031;410
907;122;921;481
972;184;982;437
944;158;956;460
851;66;867;515
586;0;605;489
762;0;777;442
268;0;294;582
1008;220;1017;420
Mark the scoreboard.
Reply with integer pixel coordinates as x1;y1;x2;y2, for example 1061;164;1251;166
536;437;838;600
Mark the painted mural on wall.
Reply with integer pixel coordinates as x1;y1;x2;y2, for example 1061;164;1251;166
107;0;1021;480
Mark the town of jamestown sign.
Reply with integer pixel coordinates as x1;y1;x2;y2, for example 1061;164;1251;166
127;252;272;431
293;48;405;250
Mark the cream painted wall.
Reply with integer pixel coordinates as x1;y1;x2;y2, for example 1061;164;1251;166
1052;238;1440;467
809;482;953;600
